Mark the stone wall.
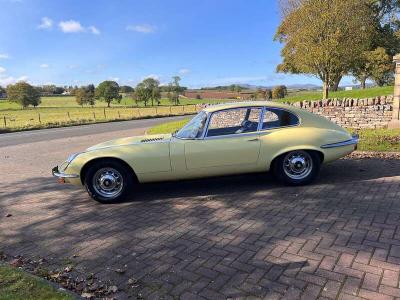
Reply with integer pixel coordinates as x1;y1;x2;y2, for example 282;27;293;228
286;95;393;129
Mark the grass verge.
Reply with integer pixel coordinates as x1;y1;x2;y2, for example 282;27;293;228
0;264;73;300
147;119;400;152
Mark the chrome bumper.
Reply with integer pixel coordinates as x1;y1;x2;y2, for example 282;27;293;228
52;166;79;179
321;134;359;149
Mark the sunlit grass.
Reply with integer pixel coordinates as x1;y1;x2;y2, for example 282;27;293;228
0;264;73;300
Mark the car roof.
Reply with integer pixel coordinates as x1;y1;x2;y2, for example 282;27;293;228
202;101;293;113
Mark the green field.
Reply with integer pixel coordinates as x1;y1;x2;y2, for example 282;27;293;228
0;96;233;111
148;118;400;152
0;86;394;132
279;86;393;103
0;264;73;300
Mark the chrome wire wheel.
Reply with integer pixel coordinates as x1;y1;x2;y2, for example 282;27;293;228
92;167;124;199
283;151;313;180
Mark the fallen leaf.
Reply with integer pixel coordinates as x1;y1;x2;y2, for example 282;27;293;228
5;214;12;217
81;292;94;298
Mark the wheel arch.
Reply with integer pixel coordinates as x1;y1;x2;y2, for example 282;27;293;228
80;157;139;185
270;148;324;171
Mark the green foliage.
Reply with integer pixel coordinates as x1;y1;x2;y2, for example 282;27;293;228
272;85;288;99
119;85;134;93
167;76;183;105
75;84;95;106
275;0;375;99
0;86;6;97
134;78;161;106
353;47;394;88
229;84;242;93
6;82;41;108
0;265;73;300
95;81;121;107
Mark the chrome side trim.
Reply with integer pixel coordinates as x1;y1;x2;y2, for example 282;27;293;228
321;134;359;149
52;166;79;178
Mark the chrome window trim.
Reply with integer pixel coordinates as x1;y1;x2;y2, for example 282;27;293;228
204;106;263;139
173;111;209;140
258;107;301;131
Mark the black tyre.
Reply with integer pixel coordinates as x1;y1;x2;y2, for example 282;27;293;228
84;160;135;203
273;150;321;185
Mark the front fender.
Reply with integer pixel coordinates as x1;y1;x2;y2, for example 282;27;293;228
66;141;171;184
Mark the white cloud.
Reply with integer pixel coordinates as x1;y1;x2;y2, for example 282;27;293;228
0;67;6;73
88;25;100;35
0;53;10;59
0;75;28;86
126;24;157;33
68;64;79;69
38;17;53;29
179;68;190;75
109;77;120;82
40;63;49;68
59;20;85;33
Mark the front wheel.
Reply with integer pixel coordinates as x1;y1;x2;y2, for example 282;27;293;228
273;150;321;185
84;160;134;203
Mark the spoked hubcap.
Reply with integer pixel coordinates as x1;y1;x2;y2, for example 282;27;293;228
93;168;124;198
283;151;313;180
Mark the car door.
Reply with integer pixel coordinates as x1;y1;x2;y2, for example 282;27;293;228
184;107;262;170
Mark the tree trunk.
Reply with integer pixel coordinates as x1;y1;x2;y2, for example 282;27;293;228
107;101;110;108
331;75;342;92
360;77;366;89
322;81;329;99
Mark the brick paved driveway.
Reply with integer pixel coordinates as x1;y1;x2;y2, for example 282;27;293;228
1;121;400;299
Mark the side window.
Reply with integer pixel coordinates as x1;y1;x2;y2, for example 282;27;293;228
207;107;261;137
262;108;299;129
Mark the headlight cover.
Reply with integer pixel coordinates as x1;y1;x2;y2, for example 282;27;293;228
66;152;81;164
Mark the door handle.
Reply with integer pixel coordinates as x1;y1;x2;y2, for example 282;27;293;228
247;138;259;142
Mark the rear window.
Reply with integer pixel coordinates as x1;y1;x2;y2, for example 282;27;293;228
261;108;299;129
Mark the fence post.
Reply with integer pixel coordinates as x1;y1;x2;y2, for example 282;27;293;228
118;111;121;119
169;106;172;115
155;106;158;115
103;108;106;119
67;112;71;120
3;116;6;127
38;113;41;124
138;108;141;117
93;112;96;120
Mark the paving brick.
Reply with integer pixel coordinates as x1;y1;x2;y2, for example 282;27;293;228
2;152;400;299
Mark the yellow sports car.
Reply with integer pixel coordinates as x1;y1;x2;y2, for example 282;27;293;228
53;102;358;203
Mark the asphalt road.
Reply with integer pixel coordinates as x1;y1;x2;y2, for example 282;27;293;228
0;115;188;182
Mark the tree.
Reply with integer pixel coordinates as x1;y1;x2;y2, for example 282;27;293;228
134;78;161;106
168;76;183;105
75;84;96;106
6;82;41;108
352;47;394;88
0;86;5;98
119;85;134;93
95;81;121;107
272;85;288;99
275;0;375;99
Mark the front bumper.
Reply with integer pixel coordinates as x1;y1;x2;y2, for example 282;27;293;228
321;134;359;149
52;166;79;183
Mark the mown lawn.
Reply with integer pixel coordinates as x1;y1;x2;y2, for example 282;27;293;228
147;118;400;152
0;96;232;111
0;264;73;300
278;86;393;103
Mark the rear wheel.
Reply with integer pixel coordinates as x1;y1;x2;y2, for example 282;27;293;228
84;160;134;203
273;150;320;185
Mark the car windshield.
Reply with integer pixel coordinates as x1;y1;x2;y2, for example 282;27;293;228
175;111;207;139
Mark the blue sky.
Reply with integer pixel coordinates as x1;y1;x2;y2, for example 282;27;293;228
0;0;346;88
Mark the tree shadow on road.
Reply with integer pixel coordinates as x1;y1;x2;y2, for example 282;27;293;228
1;157;400;298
